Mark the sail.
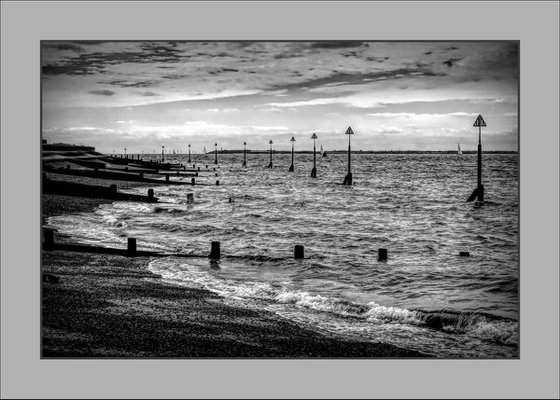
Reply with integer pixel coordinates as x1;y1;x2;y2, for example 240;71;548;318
320;145;324;156
204;146;207;154
457;143;462;155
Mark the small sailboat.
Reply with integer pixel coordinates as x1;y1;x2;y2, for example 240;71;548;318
457;143;463;155
204;146;207;154
321;144;327;157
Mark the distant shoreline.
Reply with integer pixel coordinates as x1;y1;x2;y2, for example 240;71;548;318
198;150;518;155
42;143;518;156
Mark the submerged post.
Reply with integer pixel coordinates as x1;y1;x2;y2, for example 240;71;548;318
127;238;137;256
209;241;220;259
342;126;354;185
242;141;247;167
44;228;54;250
188;144;191;163
378;248;387;261
294;245;304;259
311;133;317;178
467;115;486;202
214;142;218;165
267;140;273;168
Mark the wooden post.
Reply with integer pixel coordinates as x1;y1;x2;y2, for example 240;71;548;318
294;245;304;259
209;241;220;259
44;229;54;250
127;238;137;256
378;248;387;261
191;177;196;185
148;188;154;198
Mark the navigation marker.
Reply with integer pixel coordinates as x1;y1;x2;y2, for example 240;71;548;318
311;133;318;178
342;126;354;185
467;114;486;202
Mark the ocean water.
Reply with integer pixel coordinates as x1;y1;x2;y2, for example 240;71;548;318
46;152;519;358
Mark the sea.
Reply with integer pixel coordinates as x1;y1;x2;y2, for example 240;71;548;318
46;152;519;358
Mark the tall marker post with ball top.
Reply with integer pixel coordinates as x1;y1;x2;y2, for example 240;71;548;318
267;140;273;168
161;145;164;162
188;144;191;163
214;142;218;165
342;126;354;185
467;114;486;202
288;137;295;172
242;141;247;167
311;133;317;178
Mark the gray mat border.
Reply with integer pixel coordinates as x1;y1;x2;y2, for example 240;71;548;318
1;1;559;398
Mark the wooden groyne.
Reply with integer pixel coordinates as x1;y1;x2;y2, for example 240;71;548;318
43;177;159;202
43;165;190;185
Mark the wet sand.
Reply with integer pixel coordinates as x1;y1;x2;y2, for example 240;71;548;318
42;177;431;358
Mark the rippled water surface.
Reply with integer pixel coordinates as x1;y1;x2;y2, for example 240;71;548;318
48;153;519;357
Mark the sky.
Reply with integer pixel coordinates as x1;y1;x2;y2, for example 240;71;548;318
41;41;518;153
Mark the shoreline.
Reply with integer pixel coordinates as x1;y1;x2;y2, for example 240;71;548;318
41;184;432;357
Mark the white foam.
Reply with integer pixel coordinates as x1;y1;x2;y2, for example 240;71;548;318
365;302;420;324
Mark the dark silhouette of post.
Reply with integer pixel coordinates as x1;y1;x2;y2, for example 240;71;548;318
342;126;354;185
378;248;387;261
188;144;191;163
214;142;218;165
267;140;273;168
124;147;127;159
288;137;295;172
311;133;317;178
44;228;54;250
127;238;137;256
467;115;486;202
161;145;165;162
242;141;247;167
209;241;220;259
294;245;304;259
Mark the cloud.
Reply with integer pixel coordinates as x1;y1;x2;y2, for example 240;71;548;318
105;80;154;88
42;41;184;77
89;90;115;96
367;112;478;118
443;58;462;67
379;126;403;134
310;41;366;49
46;43;84;52
141;92;159;96
269;68;445;92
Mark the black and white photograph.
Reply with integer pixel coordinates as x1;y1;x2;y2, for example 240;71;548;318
41;40;519;359
2;1;559;398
